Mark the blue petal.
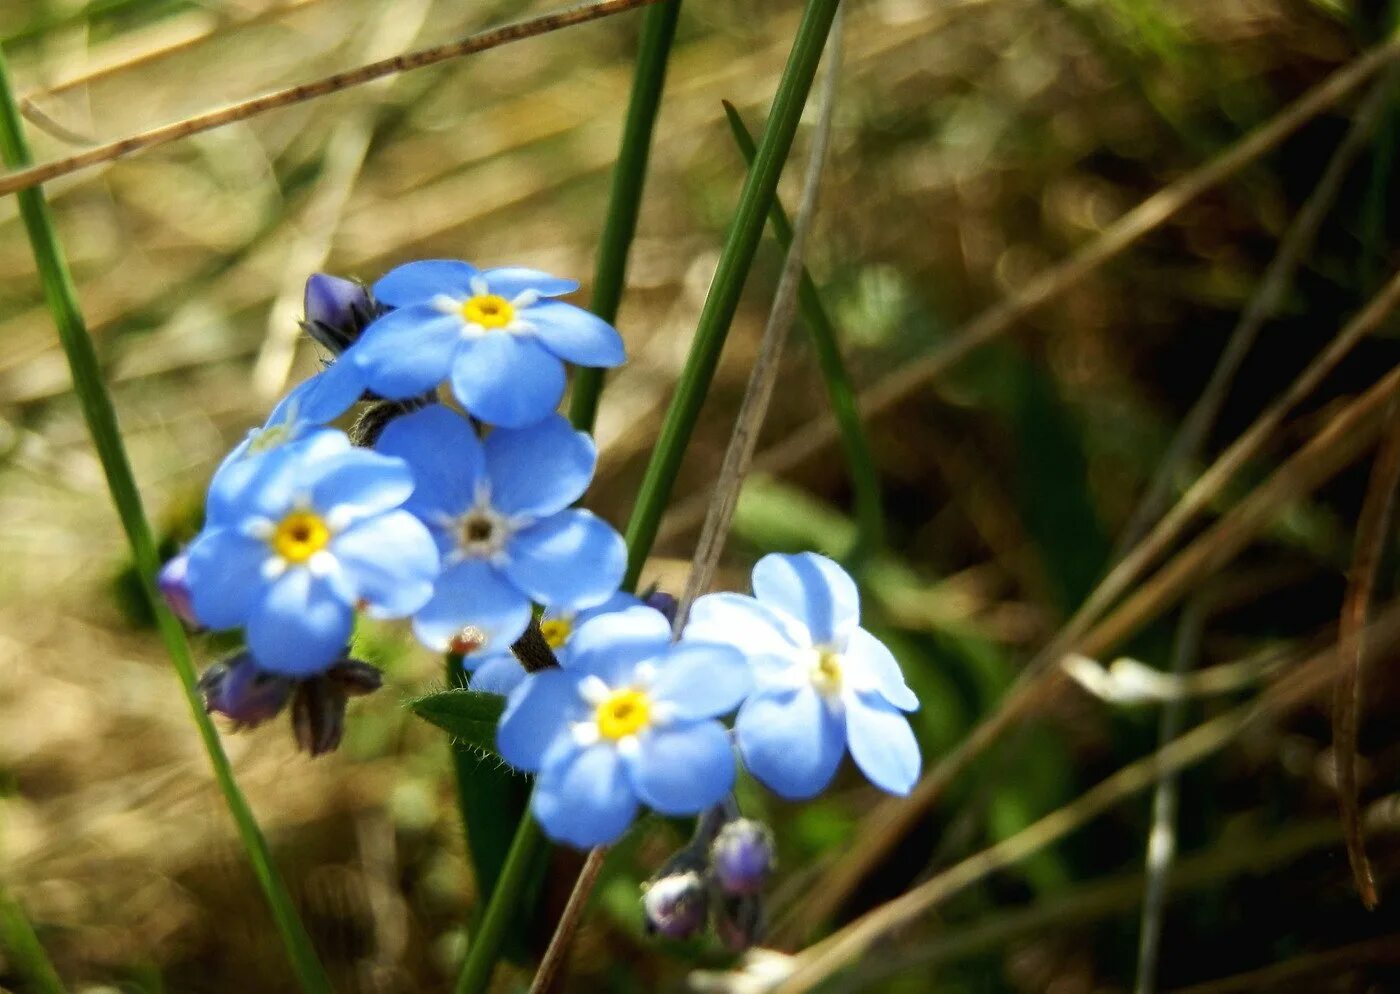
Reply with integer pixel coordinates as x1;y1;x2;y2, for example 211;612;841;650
348;305;462;399
567;605;673;682
844;691;921;795
328;509;439;617
647;642;751;720
245;568;354;676
186;527;268;629
412;558;531;654
310;448;414;524
269;357;364;426
844;627;919;711
374;405;485;519
450;332;565;427
626;721;735;815
373;259;478;306
683;591;806;660
209;429;350;524
497;668;583;772
470;654;528;696
503;509;626;611
521;300;626;367
735;686;846;800
751;552;860;646
483;414;595;518
533;742;639;848
573;591;646;626
479;266;579;299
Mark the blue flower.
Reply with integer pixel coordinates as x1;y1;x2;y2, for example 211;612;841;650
207;361;366;524
374;405;626;655
497;606;751;847
684;552;921;799
185;431;440;675
347;260;625;427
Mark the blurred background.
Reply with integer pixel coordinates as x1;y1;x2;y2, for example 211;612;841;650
4;0;1400;990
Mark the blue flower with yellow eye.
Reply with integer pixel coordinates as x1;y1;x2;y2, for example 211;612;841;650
185;431;439;675
346;260;625;427
374;405;626;656
684;552;922;799
497;606;751;848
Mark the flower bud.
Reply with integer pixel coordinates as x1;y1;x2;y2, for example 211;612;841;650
302;274;376;354
157;552;199;628
713;892;764;953
641;587;678;626
710;818;775;896
642;870;709;941
198;654;293;728
291;678;346;757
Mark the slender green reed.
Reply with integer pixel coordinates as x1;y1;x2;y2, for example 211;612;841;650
0;892;66;994
0;47;332;994
621;0;843;589
721;101;884;564
570;0;683;433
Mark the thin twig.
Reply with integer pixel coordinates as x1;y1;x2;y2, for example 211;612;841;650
1333;384;1400;910
1134;599;1204;994
525;846;607;994
657;35;1400;546
0;0;663;199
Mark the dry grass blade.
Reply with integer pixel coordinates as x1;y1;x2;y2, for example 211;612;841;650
769;603;1400;993
1166;934;1400;994
525;846;607;994
657;34;1400;546
784;267;1400;937
0;0;662;199
1332;386;1400;910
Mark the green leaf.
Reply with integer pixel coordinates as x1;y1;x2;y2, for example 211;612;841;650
408;687;508;759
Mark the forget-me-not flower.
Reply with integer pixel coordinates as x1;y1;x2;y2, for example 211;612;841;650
375;405;626;656
497;606;752;847
684;552;921;799
347;260;625;427
185;431;439;675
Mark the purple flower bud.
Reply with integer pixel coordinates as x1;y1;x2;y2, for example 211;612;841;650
199;655;293;728
713;892;764;953
642;587;678;626
302;273;376;354
642;870;709;940
157;553;199;628
710;818;775;895
291;657;383;756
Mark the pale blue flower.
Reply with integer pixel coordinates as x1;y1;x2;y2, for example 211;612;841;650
347;260;625;427
374;405;626;655
185;431;439;675
497;606;751;848
684;552;921;799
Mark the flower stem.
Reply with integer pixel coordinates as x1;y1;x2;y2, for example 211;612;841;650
0;891;66;994
720;101;884;566
622;0;844;590
570;0;683;433
453;817;548;994
0;46;332;994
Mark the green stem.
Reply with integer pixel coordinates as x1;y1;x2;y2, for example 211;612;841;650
0;47;331;994
0;893;66;994
453;818;547;994
570;0;683;433
721;100;884;566
621;0;843;589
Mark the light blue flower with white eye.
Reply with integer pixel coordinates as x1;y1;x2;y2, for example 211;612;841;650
207;359;366;524
684;552;921;799
374;404;627;656
497;606;751;848
184;431;439;675
346;260;625;427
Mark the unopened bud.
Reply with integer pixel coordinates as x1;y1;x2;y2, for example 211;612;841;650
157;552;199;628
710;818;775;895
302;274;376;354
199;654;293;728
713;892;764;953
642;587;679;626
642;870;709;940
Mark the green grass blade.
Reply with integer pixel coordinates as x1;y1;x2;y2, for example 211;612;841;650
453;818;548;994
0;891;66;994
0;46;332;994
621;0;842;589
720;100;884;564
570;0;683;433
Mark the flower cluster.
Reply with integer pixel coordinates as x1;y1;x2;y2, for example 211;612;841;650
162;260;923;951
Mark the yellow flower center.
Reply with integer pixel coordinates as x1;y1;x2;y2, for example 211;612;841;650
271;510;331;564
460;294;515;329
596;688;651;740
540;617;573;650
811;649;843;695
